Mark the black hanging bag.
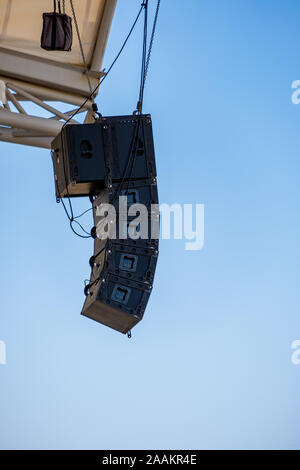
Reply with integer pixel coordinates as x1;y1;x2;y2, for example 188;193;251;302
41;0;72;51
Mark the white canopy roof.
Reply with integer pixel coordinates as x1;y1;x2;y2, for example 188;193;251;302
0;0;117;149
0;0;117;98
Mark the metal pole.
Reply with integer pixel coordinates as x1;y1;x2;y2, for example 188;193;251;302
0;109;63;134
6;83;79;123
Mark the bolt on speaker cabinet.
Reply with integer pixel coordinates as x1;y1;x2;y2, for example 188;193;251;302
51;114;156;199
90;240;159;286
91;178;160;251
82;177;160;333
51;123;108;198
92;178;159;210
98;114;156;187
82;271;152;334
92;214;160;251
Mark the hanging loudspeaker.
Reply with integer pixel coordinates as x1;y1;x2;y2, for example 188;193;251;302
89;241;159;285
82;177;160;333
82;269;153;334
90;178;159;250
51;114;156;199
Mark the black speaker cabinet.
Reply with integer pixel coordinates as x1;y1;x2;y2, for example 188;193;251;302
91;179;160;250
82;197;160;333
98;114;156;187
92;215;159;251
90;241;159;285
51;114;156;199
91;178;159;210
81;271;152;334
51;123;107;198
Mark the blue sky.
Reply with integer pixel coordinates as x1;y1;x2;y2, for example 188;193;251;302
0;0;300;449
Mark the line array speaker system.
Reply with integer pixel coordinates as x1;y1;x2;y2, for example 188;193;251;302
81;178;160;334
51;113;159;334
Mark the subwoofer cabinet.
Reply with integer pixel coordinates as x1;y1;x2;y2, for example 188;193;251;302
51;114;156;199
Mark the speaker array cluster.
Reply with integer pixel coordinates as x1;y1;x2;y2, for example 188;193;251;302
51;114;159;334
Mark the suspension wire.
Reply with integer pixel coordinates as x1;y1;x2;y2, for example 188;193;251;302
123;0;161;192
58;0;162;241
58;2;147;239
113;116;142;204
111;116;142;203
56;132;92;238
114;0;150;200
110;0;161;246
86;3;148;265
62;3;144;129
83;0;161;295
144;0;161;86
137;0;148;114
93;0;159;211
69;0;94;96
100;4;145;87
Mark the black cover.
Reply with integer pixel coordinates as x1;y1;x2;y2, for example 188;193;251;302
41;1;72;51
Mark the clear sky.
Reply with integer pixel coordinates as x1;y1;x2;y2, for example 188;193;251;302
0;0;300;450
